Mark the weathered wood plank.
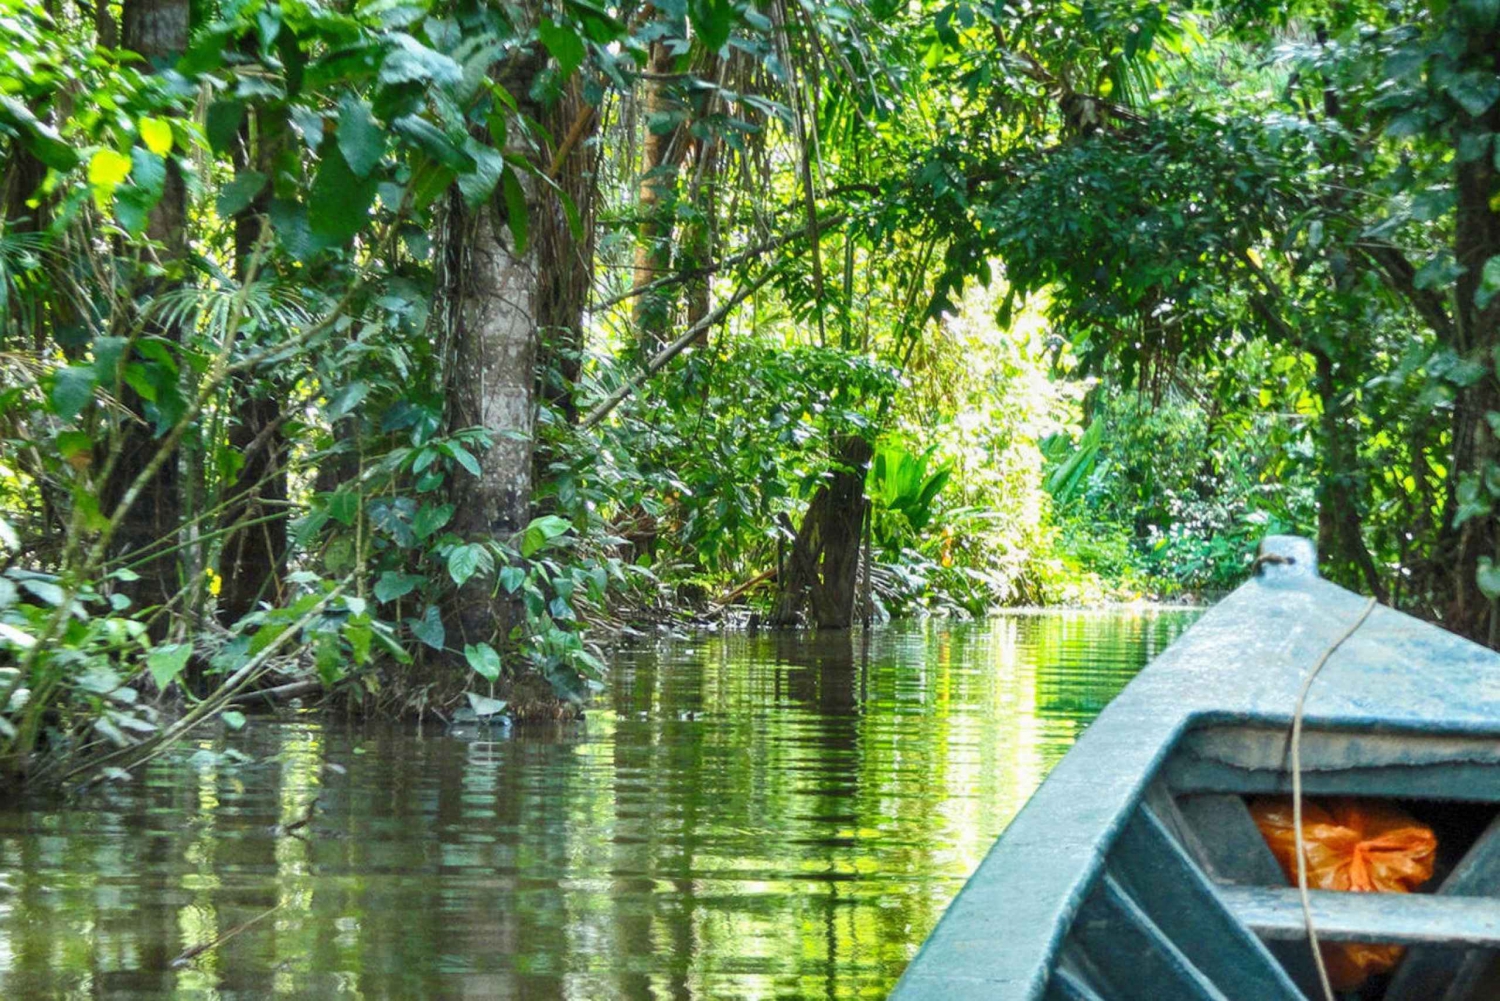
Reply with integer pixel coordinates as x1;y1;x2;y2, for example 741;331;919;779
1161;792;1323;994
1172;793;1286;885
1386;812;1500;1001
1069;875;1229;1000
1044;967;1107;1001
1164;759;1500;802
1220;885;1500;947
1109;805;1306;1000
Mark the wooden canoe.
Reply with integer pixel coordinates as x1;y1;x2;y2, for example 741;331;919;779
889;535;1500;1000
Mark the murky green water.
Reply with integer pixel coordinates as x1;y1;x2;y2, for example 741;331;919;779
0;610;1198;1000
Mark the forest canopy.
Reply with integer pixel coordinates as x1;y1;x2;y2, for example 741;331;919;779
0;0;1496;785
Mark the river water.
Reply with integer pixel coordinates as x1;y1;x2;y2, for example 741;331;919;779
0;609;1198;999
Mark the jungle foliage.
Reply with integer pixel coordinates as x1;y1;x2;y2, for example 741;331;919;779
0;0;1496;785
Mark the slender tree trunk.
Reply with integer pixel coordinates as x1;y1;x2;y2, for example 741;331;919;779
631;22;686;352
1312;349;1386;601
771;434;873;629
102;0;189;619
217;107;290;623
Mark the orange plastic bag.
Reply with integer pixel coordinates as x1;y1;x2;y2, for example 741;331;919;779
1250;798;1437;990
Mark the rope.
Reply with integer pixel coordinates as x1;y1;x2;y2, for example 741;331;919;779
1289;594;1378;1001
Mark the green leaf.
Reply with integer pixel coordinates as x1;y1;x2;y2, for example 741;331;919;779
456;140;504;207
147;643;192;689
337;96;385;177
217;170;267;217
448;543;493;586
221;709;247;730
379;34;463;87
520;514;571;557
413;502;454;540
463;641;501;682
308;142;381;244
50;365;97;421
1446;71;1500;118
374;570;422;602
392;115;476;172
499;166;529;254
465;691;508;717
0;95;78;171
688;0;736;51
325;490;360;526
205;100;247;154
410;605;445;650
538;18;586;79
446;443;481;477
1478;256;1500;311
1480;557;1500;600
325;380;369;419
499;565;526;593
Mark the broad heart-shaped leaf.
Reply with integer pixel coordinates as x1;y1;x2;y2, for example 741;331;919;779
337;96;384;177
308;142;380;244
1477;255;1500;311
374;570;422;603
456;140;503;207
1480;557;1500;601
412;502;454;540
465;691;508;717
50;365;97;421
538;18;586;79
520;514;572;558
1446;70;1500;118
147;643;192;690
448;543;494;587
464;642;501;682
499;564;526;594
688;0;736;51
410;605;445;650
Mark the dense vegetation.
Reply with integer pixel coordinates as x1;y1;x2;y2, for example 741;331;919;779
1;0;1496;786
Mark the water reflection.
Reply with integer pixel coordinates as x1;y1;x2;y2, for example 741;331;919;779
0;609;1197;999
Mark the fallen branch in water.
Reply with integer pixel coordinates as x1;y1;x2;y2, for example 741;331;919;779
170;903;282;968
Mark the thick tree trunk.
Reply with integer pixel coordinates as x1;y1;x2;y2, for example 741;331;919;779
771;435;874;629
218;107;290;623
443;193;541;644
1446;77;1500;643
102;0;188;619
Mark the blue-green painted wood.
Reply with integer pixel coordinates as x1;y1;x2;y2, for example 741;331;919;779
1043;967;1106;1001
1220;885;1500;946
1385;813;1500;1001
1109;805;1305;999
891;535;1500;1000
1069;876;1228;1000
1172;793;1286;885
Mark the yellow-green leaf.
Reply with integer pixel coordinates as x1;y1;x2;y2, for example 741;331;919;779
87;149;132;207
139;117;173;156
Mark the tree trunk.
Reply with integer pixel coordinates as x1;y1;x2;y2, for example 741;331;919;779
443;193;541;645
1312;349;1386;601
1445;33;1500;643
218;106;290;624
631;24;685;352
771;435;874;629
102;0;189;620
